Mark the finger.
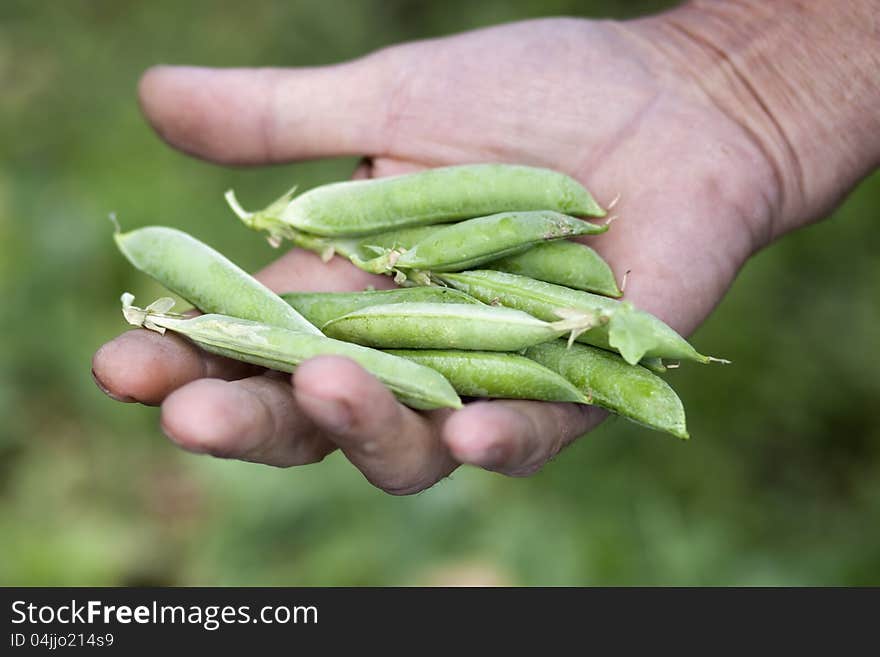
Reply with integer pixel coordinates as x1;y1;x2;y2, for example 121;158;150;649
292;356;457;494
442;400;605;477
138;57;408;164
92;328;259;406
160;375;334;467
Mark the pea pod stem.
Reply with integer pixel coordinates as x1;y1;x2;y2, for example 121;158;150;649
230;187;363;260
225;187;300;248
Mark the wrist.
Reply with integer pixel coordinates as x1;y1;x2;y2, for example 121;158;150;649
642;0;880;237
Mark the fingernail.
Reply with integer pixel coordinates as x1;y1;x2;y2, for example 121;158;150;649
299;394;352;434
91;368;136;403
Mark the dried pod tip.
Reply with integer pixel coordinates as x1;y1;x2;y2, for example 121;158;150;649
356;249;398;274
265;185;298;215
120;293;177;335
120;292;150;329
403;270;434;288
552;308;605;346
606;192;621;212
108;212;121;234
224;189;253;222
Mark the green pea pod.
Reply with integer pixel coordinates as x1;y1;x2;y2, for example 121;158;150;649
386;350;589;403
437;270;725;365
525;341;688;439
322;302;599;352
354;211;607;274
280;287;482;329
114;225;320;335
120;294;462;411
226;163;605;240
486;240;622;298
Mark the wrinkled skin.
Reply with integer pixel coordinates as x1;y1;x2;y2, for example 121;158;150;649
92;18;796;494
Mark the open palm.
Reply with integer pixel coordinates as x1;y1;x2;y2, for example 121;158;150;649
93;18;780;493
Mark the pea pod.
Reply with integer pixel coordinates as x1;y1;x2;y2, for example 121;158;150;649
386;350;589;403
322;302;598;352
226;163;605;239
525;341;688;439
114;225;320;335
486;240;622;298
355;211;607;274
280;287;482;329
437;270;723;365
120;295;461;410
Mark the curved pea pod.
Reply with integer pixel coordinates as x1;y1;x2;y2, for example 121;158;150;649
525;341;688;439
225;163;605;240
486;240;622;298
322;302;599;352
114;225;320;335
354;211;607;274
280;287;482;329
120;295;461;410
386;350;589;403
437;270;725;365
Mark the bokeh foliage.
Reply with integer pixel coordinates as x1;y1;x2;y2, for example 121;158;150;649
1;0;878;585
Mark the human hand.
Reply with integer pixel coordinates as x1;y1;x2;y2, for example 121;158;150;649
92;7;880;493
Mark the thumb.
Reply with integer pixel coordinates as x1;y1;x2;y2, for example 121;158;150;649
138;53;409;164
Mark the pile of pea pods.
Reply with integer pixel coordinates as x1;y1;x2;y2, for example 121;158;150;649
117;164;727;438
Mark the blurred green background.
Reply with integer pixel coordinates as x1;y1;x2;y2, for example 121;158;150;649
2;0;878;586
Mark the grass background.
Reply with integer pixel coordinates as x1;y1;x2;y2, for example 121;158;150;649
2;0;878;585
